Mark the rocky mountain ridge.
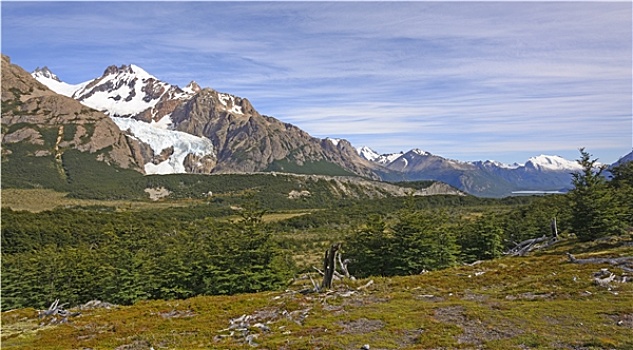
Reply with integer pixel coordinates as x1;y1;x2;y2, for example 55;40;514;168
2;55;150;172
22;59;631;197
32;63;378;178
357;146;603;197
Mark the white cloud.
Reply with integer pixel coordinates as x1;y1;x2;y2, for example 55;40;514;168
2;1;630;164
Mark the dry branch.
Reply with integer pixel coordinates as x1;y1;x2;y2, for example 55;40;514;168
506;235;556;256
38;299;80;326
566;253;633;272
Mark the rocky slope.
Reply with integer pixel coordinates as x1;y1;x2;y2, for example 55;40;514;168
33;63;379;178
169;88;377;176
1;55;150;171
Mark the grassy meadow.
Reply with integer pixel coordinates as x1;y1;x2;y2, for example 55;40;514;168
2;236;632;349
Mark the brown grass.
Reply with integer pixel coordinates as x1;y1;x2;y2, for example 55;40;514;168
0;189;194;212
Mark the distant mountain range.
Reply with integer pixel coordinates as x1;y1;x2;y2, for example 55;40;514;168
355;146;596;197
2;55;629;197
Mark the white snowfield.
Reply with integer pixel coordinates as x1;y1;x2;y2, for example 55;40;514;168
32;68;89;97
525;155;583;171
357;146;404;165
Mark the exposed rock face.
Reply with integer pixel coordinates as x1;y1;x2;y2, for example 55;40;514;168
183;153;217;173
1;54;150;171
152;146;175;165
170;88;378;177
29;61;379;178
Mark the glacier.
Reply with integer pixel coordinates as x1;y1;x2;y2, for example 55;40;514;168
112;116;214;175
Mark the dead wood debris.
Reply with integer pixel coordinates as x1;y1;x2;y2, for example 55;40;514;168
37;299;80;326
505;235;557;256
37;299;118;327
566;252;633;288
566;253;633;272
215;278;375;347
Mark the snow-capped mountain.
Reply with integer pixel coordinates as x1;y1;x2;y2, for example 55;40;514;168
5;56;148;174
29;62;625;197
31;64;376;178
32;66;89;97
357;146;404;165
33;65;213;174
358;146;587;197
524;155;583;172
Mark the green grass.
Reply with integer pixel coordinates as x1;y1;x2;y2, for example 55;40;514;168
3;237;631;349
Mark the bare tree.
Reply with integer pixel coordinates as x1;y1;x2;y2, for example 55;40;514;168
321;243;341;289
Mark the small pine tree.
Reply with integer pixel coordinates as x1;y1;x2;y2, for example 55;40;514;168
460;213;504;262
608;161;633;228
569;148;624;241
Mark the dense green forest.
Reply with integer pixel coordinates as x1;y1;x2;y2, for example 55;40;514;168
1;150;631;311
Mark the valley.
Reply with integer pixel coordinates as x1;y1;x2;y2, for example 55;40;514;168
2;53;633;349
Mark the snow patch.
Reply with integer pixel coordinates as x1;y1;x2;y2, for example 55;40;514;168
327;138;341;147
356;146;404;165
151;114;173;130
218;93;243;114
379;152;404;165
357;146;380;161
411;148;431;156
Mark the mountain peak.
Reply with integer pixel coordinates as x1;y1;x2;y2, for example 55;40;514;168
184;81;201;94
102;64;155;80
410;148;432;156
525;154;582;172
326;138;342;147
32;66;60;82
476;159;521;169
357;146;380;161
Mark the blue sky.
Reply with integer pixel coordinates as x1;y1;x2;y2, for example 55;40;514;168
2;1;631;164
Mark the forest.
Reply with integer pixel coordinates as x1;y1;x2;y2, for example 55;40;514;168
1;149;632;311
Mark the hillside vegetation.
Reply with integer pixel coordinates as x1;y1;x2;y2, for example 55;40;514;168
2;236;632;349
1;150;632;349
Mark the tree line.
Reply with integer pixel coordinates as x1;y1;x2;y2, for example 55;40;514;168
344;150;632;278
2;149;630;310
1;208;295;311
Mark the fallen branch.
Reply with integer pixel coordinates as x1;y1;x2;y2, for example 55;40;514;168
505;235;556;256
337;251;356;281
356;279;374;291
566;253;633;272
38;299;80;326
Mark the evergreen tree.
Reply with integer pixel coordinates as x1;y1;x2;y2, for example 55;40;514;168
608;161;633;228
345;214;392;277
459;213;504;262
569;148;624;241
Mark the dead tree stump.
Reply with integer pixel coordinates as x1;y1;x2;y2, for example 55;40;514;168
321;243;340;289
